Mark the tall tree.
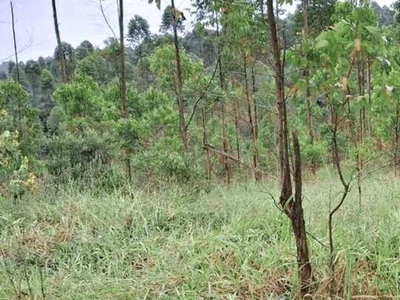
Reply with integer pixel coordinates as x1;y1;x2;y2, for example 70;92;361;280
10;1;19;83
216;9;230;184
127;15;150;46
118;0;131;181
51;0;67;83
171;0;189;153
127;15;151;60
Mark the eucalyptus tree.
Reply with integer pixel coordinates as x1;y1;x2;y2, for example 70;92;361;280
266;0;312;294
127;15;151;61
117;0;132;181
76;40;95;60
53;42;75;82
221;0;266;181
148;0;190;155
39;69;55;128
24;60;42;106
10;1;20;83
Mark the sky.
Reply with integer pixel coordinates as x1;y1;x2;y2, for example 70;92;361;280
0;0;397;63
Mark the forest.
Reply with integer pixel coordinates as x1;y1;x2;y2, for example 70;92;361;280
1;0;400;298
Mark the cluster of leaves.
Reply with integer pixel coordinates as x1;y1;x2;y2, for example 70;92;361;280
0;81;41;199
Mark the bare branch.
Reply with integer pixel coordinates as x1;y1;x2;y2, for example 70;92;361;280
98;0;117;40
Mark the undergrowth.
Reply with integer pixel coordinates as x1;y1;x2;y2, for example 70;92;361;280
0;171;399;299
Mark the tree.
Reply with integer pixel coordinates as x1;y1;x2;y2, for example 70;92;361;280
118;0;131;181
39;69;55;129
24;60;42;106
160;5;185;33
127;15;151;46
0;72;7;81
266;0;312;294
10;1;20;83
53;74;103;119
53;42;75;81
182;24;217;67
294;0;337;36
51;0;67;83
76;40;95;60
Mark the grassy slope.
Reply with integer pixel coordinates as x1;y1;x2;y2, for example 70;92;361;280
0;172;399;299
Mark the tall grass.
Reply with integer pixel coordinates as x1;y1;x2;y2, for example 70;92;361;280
0;172;399;299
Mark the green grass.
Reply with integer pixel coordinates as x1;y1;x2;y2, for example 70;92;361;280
1;172;400;299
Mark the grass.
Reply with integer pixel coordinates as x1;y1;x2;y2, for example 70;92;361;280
0;171;400;299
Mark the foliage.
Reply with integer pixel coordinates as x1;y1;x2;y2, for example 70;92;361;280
160;6;185;33
127;15;151;46
53;74;105;120
76;40;95;60
0;80;43;157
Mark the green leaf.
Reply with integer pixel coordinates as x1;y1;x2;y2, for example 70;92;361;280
365;25;379;35
315;39;329;49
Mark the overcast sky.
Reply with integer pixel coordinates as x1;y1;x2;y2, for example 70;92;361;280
0;0;396;63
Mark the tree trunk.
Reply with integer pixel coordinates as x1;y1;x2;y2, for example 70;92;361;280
251;66;259;139
267;0;312;294
233;97;241;160
302;0;315;174
216;13;230;184
395;104;400;172
171;0;189;153
51;0;67;83
251;66;261;180
118;0;132;182
10;1;19;83
328;105;351;291
244;53;260;181
266;0;290;200
202;109;212;180
292;131;313;295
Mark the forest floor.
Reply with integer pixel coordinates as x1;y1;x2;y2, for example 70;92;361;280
0;170;399;299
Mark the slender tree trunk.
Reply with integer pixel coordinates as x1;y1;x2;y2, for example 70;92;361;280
367;58;372;135
267;0;312;294
328;97;352;293
171;0;189;153
202;109;212;180
118;0;132;182
118;0;128;119
51;0;67;83
292;131;313;295
10;1;23;145
10;1;19;83
302;0;316;174
267;0;290;196
356;57;366;209
395;104;400;172
251;65;261;180
220;90;230;184
216;13;230;184
233;97;241;160
251;66;259;139
244;53;260;181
